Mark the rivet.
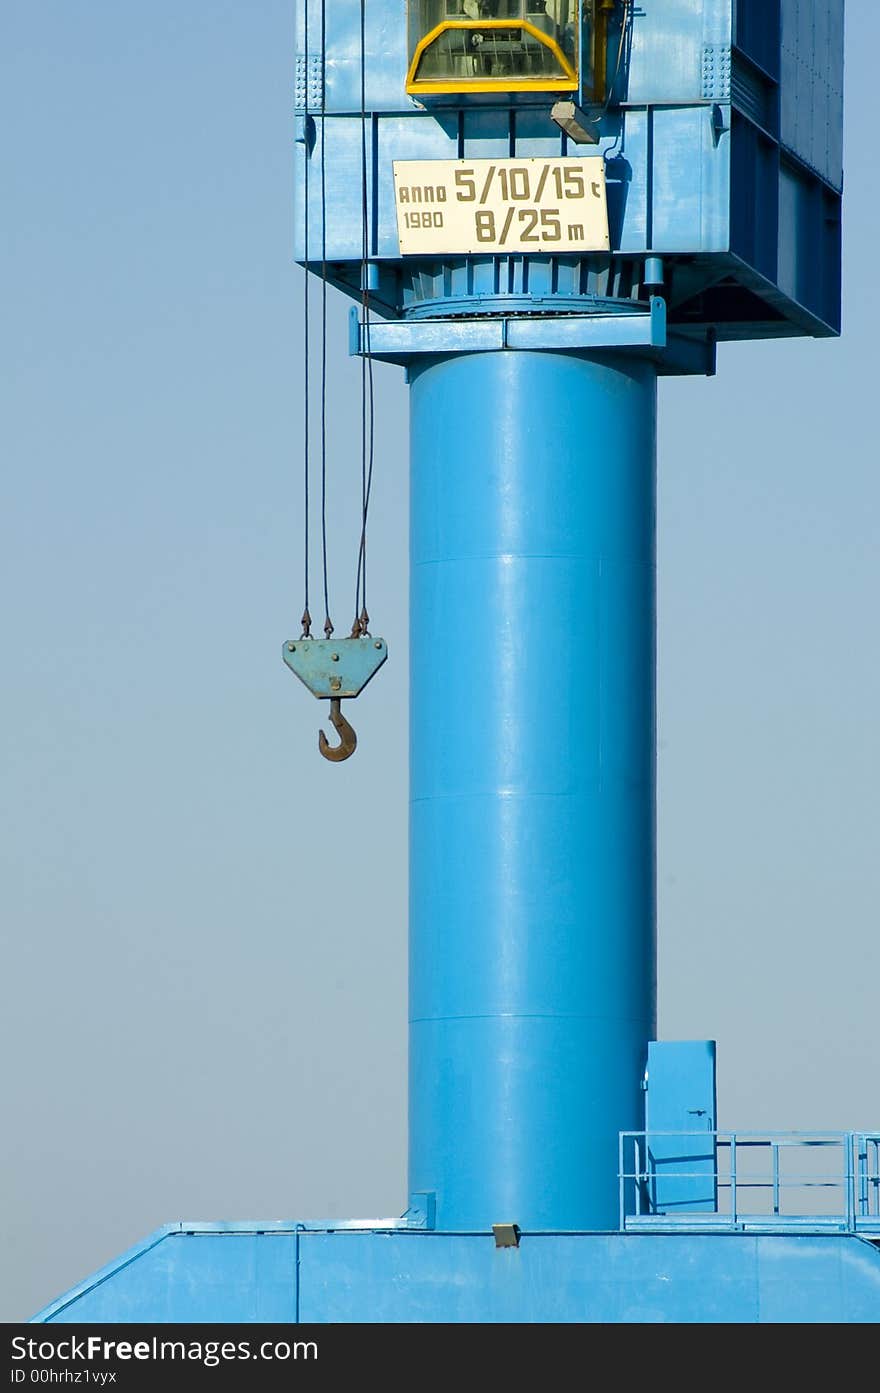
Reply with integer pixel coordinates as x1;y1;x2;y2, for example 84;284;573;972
331;652;339;661
287;642;295;651
374;640;382;649
330;676;341;691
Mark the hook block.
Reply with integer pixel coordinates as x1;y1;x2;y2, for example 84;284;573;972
282;635;388;699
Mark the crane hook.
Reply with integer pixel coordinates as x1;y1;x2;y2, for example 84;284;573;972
318;697;357;762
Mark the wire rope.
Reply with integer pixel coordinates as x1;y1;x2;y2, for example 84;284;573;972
352;0;376;636
300;0;312;638
319;0;333;638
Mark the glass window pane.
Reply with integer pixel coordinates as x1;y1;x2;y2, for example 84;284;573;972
409;0;583;90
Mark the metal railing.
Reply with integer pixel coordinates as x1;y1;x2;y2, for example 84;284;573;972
619;1131;880;1233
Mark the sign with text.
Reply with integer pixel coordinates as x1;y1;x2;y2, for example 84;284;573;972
393;158;610;256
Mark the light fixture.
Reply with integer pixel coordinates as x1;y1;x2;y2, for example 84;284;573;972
550;100;599;145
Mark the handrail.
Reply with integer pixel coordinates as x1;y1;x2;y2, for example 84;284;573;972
618;1131;880;1233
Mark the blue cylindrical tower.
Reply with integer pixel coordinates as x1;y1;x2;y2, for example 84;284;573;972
408;349;657;1230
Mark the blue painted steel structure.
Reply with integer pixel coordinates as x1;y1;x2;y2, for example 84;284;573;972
32;0;867;1323
282;635;388;699
644;1040;718;1213
408;348;656;1230
296;0;843;341
32;1222;880;1324
621;1130;880;1234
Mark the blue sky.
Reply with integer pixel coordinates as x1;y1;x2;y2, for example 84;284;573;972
2;3;878;1320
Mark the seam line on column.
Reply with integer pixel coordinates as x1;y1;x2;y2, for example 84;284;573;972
409;1013;656;1025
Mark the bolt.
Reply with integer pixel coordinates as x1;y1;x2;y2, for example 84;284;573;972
287;642;295;651
330;676;341;691
374;640;382;649
331;652;339;661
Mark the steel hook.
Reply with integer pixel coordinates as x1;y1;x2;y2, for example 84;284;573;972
318;697;357;762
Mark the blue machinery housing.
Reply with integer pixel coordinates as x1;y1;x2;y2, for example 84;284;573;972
299;0;842;340
35;1;879;1323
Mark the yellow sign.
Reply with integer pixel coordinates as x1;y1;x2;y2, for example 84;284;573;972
393;158;610;256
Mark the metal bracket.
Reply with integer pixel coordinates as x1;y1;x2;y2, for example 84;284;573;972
349;300;716;377
403;1191;437;1230
282;636;388;699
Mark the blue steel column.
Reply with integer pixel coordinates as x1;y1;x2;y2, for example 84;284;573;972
408;348;657;1231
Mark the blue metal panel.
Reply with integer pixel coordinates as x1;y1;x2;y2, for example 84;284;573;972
780;0;844;189
461;109;512;159
308;121;367;262
778;158;818;309
375;116;453;258
296;0;408;115
35;1227;880;1324
613;109;649;254
735;0;780;78
513;108;566;157
626;0;730;105
645;1041;718;1212
408;348;656;1230
730;112;780;281
34;1229;297;1324
299;1231;761;1322
651;105;730;254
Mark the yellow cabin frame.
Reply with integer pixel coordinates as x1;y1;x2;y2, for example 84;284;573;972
406;19;580;96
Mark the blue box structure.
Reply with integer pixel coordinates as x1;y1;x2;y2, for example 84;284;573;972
33;1;880;1325
31;1221;880;1324
297;0;843;341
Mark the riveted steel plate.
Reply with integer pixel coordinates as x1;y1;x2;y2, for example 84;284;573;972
282;636;388;699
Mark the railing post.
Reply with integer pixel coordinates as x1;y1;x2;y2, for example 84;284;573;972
845;1132;855;1229
635;1135;643;1216
772;1141;780;1217
863;1135;872;1218
729;1134;737;1229
619;1132;625;1229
